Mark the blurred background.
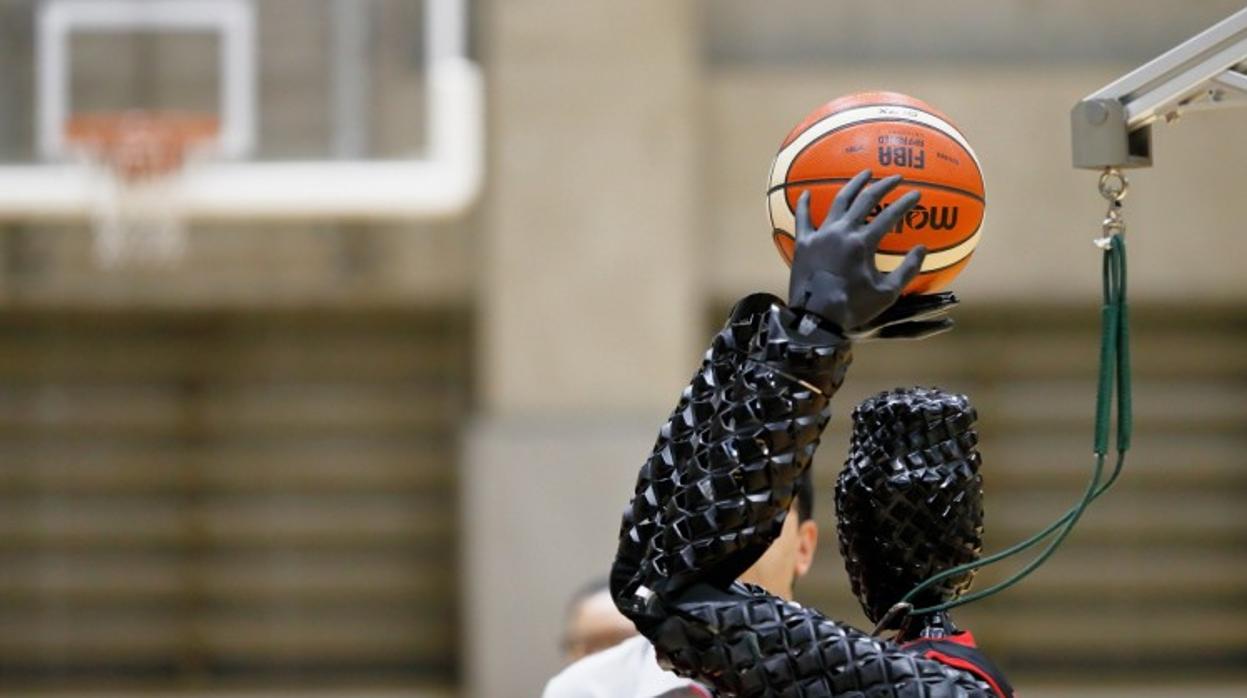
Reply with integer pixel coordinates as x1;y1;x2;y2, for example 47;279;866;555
0;0;1244;696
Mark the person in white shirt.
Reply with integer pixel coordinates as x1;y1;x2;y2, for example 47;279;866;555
543;471;819;698
560;579;643;664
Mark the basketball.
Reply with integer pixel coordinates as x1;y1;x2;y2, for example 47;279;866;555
768;91;984;294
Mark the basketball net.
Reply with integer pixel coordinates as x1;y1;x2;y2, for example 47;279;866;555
66;112;218;269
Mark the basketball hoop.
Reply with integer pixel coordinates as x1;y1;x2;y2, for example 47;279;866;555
65;111;218;268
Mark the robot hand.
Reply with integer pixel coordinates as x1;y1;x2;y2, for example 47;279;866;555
850;291;958;341
788;169;928;332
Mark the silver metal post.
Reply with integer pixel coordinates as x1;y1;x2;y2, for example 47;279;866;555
1071;7;1247;169
331;0;372;159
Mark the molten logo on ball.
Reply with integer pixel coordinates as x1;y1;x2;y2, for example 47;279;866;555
869;203;960;233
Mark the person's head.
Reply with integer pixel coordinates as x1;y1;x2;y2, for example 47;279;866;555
561;578;638;663
835;387;984;626
737;469;819;601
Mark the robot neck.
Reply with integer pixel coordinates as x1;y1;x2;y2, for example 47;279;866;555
896;611;960;642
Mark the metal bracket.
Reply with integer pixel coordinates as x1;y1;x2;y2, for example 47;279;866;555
1072;7;1247;169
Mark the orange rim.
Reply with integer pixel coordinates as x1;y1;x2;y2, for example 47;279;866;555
64;111;219;180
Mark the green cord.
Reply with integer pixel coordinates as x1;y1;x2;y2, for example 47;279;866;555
1115;239;1132;453
898;234;1132;616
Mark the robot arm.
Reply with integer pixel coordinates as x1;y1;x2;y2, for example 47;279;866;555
610;170;995;696
656;582;994;697
609;291;850;630
608;295;994;697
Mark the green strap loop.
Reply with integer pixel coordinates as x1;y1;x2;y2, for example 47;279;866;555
898;233;1132;616
1114;238;1133;452
1094;304;1118;453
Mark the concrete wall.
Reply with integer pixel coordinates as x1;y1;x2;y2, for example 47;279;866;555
465;2;701;694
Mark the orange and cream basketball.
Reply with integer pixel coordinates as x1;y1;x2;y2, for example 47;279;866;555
768;91;984;294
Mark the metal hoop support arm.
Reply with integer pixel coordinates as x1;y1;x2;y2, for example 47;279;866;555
1071;6;1247;169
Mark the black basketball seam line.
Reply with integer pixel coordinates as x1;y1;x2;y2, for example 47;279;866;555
771;182;985;259
779;116;981;197
876;247;977;275
783;114;979;180
771;225;979;272
779;101;969;152
770;230;794;262
780;107;976;170
872;230;977;258
770;176;985;204
912;253;975;275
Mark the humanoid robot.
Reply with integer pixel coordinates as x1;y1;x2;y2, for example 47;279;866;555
610;171;1013;697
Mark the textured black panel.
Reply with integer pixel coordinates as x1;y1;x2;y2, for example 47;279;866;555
658;583;991;698
837;387;985;626
610;297;999;696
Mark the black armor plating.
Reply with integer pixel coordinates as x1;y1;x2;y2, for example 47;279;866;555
837;388;985;633
609;296;1000;697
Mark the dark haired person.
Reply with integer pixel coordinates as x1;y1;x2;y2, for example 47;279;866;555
544;472;819;698
561;578;639;664
609;171;1013;696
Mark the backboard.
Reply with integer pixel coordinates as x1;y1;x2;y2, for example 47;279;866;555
0;0;483;227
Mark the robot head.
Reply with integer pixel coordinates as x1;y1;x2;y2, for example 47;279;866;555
835;387;984;625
